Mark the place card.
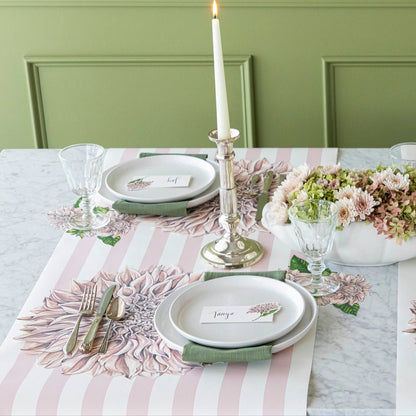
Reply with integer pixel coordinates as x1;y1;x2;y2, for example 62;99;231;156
200;302;281;324
127;175;192;191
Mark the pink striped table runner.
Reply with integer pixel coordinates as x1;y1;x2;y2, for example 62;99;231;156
396;256;416;415
0;148;338;416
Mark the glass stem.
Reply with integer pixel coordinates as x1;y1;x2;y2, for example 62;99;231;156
308;257;325;284
79;195;94;226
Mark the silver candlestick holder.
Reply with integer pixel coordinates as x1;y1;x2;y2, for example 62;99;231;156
200;128;264;268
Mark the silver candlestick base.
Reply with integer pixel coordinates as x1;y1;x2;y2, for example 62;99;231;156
200;128;263;268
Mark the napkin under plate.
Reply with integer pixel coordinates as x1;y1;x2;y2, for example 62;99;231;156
112;153;208;216
181;270;286;363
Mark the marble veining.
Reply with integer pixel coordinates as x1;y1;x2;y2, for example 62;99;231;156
0;148;397;415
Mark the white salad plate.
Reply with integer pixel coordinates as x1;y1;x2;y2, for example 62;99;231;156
105;155;216;203
154;279;317;354
99;159;220;208
168;276;305;349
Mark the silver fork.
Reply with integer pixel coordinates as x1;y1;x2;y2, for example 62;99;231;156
64;285;97;355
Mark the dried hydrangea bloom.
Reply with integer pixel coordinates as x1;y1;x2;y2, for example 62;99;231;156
145;158;289;236
16;265;203;378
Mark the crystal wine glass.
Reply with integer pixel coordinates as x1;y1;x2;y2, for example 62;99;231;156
390;142;416;169
59;143;109;230
288;199;339;297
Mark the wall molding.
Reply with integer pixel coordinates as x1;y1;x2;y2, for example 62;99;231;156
4;0;416;7
322;56;416;147
25;55;255;148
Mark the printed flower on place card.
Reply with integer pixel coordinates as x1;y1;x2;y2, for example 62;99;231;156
247;302;281;322
127;178;153;191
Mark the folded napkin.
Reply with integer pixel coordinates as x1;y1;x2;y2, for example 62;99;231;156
181;270;286;363
112;152;208;216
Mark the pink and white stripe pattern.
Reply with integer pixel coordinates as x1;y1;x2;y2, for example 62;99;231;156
0;148;337;416
396;256;416;416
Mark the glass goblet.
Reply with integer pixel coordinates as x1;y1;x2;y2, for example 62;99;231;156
288;199;339;297
390;142;416;169
59;143;109;230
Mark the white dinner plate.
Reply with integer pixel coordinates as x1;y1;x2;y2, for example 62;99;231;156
105;155;216;203
168;276;305;348
155;279;317;354
99;159;220;209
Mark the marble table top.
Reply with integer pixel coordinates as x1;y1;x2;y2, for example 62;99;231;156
0;148;396;415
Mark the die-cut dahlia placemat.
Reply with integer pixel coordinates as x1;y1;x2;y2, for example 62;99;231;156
287;255;371;315
402;300;416;339
47;158;289;243
15;255;370;380
47;199;140;247
145;158;289;236
16;265;203;378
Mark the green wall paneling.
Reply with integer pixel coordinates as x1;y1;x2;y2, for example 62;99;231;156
323;57;416;148
25;55;255;149
1;1;416;149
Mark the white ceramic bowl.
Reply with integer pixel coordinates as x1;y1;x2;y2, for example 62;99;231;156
262;202;416;266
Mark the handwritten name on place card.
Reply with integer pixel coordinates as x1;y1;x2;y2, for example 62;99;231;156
200;302;281;324
127;175;192;191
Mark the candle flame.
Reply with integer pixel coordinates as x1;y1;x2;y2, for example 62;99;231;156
213;0;218;18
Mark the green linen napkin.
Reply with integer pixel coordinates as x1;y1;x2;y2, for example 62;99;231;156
181;270;286;363
112;152;208;216
112;199;188;216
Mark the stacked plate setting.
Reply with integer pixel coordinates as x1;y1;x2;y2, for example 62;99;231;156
100;155;220;207
154;275;318;354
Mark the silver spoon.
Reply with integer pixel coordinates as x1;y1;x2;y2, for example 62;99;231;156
98;297;125;354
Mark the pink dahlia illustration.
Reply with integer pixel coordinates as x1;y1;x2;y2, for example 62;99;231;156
286;269;371;307
47;207;140;240
16;265;203;378
144;158;289;236
402;300;416;338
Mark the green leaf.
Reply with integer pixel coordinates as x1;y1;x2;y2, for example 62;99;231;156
74;198;82;208
97;235;121;246
289;255;332;275
290;255;310;273
66;228;88;238
261;309;279;317
333;303;360;316
128;178;143;184
93;206;110;214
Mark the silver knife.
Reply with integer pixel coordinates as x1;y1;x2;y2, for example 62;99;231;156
255;171;274;221
79;285;116;353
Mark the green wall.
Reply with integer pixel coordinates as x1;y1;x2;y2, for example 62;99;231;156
1;0;416;149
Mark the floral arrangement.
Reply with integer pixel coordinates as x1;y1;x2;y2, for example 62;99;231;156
269;163;416;244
